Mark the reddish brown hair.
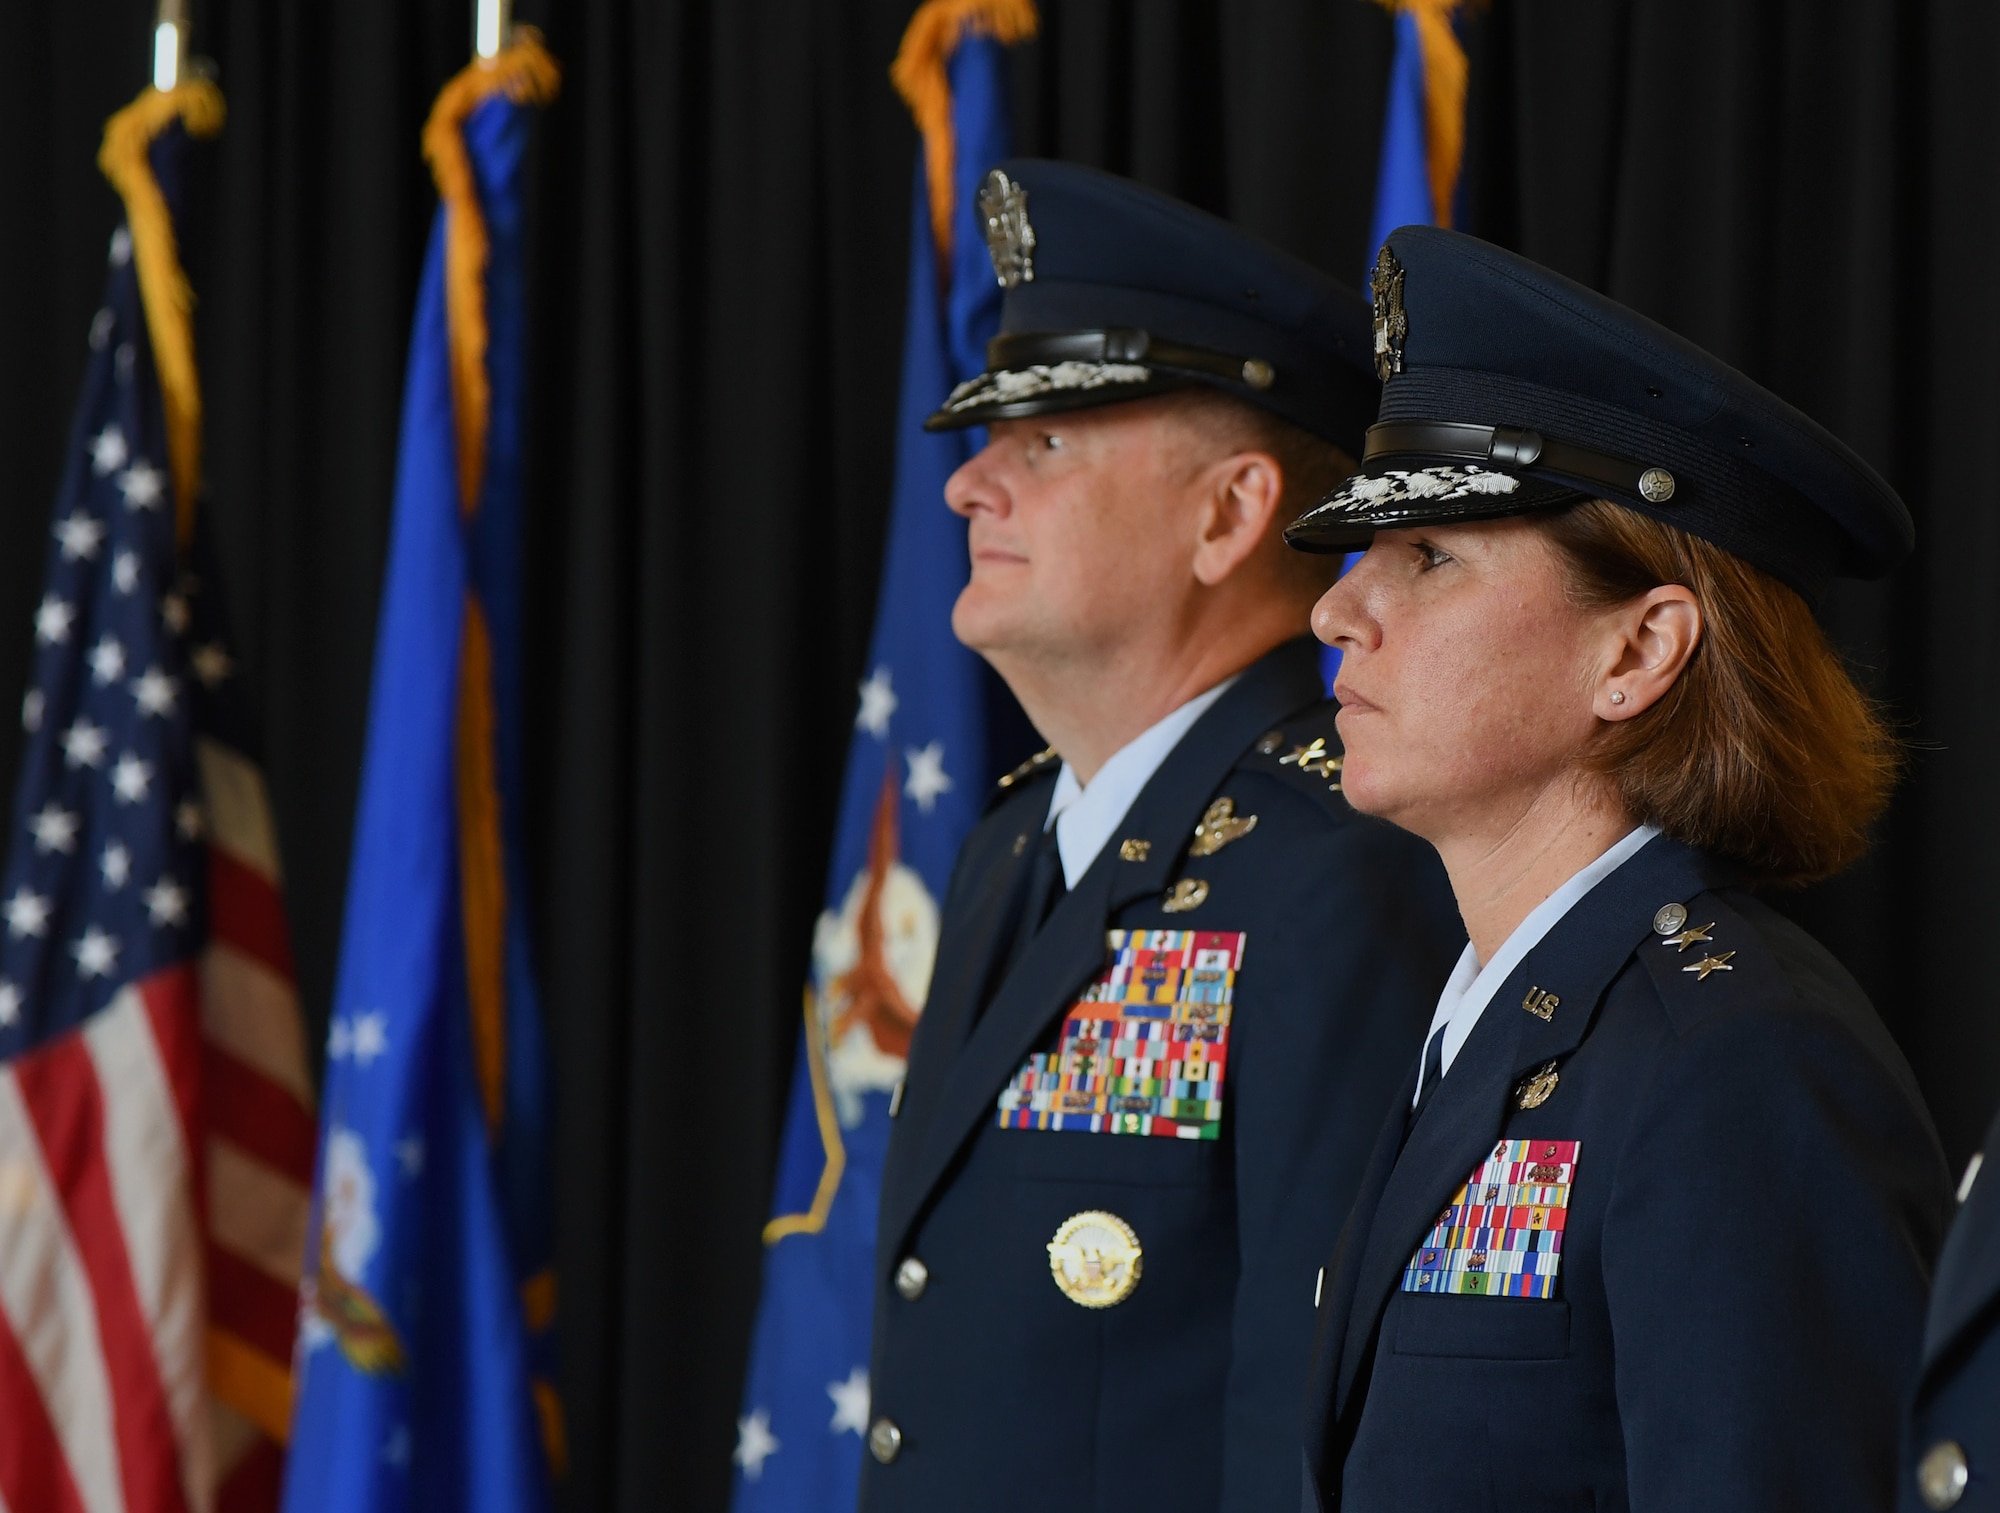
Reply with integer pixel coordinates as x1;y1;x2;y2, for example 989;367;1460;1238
1539;498;1899;886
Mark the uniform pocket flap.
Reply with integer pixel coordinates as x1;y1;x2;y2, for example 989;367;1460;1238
1392;1294;1571;1360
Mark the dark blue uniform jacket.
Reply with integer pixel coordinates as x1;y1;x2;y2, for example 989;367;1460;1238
1303;833;1952;1513
1904;1105;2000;1511
860;639;1461;1512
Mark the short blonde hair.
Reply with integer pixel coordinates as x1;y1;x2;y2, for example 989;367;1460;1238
1539;498;1899;886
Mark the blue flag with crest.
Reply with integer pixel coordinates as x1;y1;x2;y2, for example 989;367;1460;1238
281;38;561;1513
730;18;1024;1508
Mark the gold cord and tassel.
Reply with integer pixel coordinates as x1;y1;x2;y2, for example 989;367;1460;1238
1371;0;1472;228
891;0;1039;267
97;79;225;546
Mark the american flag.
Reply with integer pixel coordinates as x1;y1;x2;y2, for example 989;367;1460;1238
0;140;314;1513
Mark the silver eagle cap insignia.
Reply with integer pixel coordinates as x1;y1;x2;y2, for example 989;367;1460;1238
978;168;1036;289
1369;244;1408;381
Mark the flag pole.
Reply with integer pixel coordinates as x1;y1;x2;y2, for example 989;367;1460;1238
152;0;188;91
475;0;513;60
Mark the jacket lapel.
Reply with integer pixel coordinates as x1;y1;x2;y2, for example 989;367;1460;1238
879;638;1327;1256
1921;1102;2000;1379
881;825;1038;1212
1332;834;1717;1418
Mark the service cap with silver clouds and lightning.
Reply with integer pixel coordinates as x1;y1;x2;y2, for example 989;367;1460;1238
925;158;1380;451
1284;225;1914;601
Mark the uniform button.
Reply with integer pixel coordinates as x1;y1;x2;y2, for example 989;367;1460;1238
868;1417;903;1465
1918;1440;1970;1509
894;1256;929;1300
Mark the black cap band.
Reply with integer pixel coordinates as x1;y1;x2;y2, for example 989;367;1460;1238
986;329;1276;391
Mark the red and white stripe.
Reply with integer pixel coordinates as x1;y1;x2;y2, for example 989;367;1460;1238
0;736;313;1513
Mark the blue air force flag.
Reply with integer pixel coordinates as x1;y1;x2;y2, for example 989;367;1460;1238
730;27;1022;1508
281;42;559;1513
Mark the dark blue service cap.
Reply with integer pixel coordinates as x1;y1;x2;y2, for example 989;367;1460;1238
924;159;1380;451
1283;225;1914;597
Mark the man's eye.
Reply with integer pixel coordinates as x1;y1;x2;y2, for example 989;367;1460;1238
1414;542;1452;570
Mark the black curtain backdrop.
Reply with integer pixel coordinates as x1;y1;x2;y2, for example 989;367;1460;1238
2;2;1994;1507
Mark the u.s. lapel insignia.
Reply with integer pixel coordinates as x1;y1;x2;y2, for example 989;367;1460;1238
1161;878;1209;913
1048;1210;1142;1307
977;168;1036;288
1514;1059;1561;1110
1521;986;1560;1022
1189;797;1257;858
1684;951;1736;980
1369;244;1409;381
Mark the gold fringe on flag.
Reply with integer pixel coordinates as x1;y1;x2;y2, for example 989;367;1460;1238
891;0;1039;270
1372;0;1472;230
422;29;568;1478
417;29;560;1138
97;79;225;546
421;29;561;521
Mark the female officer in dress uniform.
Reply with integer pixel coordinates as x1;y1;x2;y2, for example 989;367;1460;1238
1285;225;1955;1513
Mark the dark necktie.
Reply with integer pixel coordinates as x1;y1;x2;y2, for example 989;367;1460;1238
1404;1023;1448;1137
1016;823;1067;950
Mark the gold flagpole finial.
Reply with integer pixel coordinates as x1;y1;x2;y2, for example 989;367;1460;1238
152;0;189;91
475;0;513;60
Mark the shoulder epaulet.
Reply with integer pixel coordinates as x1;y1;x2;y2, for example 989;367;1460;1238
1239;701;1349;814
1635;890;1782;1031
990;745;1060;802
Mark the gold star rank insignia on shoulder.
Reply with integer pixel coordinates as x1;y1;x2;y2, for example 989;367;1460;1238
1683;951;1736;980
1660;923;1714;952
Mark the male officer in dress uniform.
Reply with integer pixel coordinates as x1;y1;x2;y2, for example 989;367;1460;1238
858;162;1462;1512
1906;1120;2000;1511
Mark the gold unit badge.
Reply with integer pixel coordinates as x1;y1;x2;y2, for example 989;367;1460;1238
1047;1210;1143;1308
1161;878;1210;913
1189;797;1257;857
1514;1059;1561;1110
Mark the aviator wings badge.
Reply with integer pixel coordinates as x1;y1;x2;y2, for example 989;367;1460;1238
978;168;1036;288
1369;244;1408;381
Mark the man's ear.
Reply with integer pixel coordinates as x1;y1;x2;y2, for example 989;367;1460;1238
1593;583;1702;720
1191;451;1282;587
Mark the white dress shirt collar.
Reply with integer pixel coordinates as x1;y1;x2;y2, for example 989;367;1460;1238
1043;677;1240;889
1413;824;1661;1107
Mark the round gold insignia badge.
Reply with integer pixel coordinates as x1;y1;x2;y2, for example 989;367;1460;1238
1047;1210;1143;1309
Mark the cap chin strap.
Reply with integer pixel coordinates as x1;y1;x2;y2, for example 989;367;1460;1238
988;329;1276;391
1364;420;1665;503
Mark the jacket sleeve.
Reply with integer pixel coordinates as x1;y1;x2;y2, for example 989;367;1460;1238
1604;989;1950;1513
1217;801;1458;1510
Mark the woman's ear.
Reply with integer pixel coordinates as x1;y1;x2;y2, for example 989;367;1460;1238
1594;584;1702;720
1191;451;1282;587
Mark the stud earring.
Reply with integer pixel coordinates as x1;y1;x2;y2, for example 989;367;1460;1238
1609;691;1627;705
